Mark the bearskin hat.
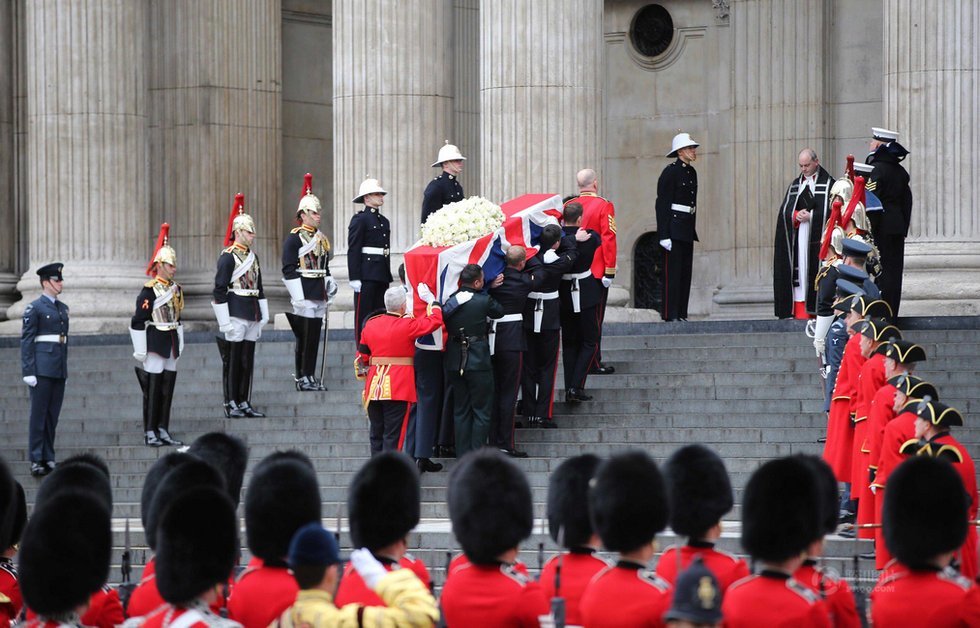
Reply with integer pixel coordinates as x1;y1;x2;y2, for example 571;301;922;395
448;449;533;565
795;455;839;537
18;492;111;618
156;486;238;605
146;458;225;551
884;456;969;567
664;445;733;539
141;453;195;538
547;454;602;548
589;450;668;553
741;456;821;562
35;453;113;512
188;432;249;507
7;482;26;549
245;453;322;565
0;457;15;551
348;452;420;550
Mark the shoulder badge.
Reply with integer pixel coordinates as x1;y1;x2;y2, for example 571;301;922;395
787;578;821;604
290;226;303;234
222;244;237;254
638;569;670;592
144;279;156;288
938;566;974;590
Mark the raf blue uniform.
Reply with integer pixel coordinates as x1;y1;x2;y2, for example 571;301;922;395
20;263;69;474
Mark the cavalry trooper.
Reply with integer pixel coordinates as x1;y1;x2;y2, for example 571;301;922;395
20;262;69;477
282;173;337;392
349;177;393;344
130;224;185;447
421;140;466;226
213;193;269;419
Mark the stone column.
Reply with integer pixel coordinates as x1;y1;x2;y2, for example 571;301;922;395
883;0;980;315
454;0;481;197
713;0;830;318
479;0;603;202
0;2;16;319
6;0;149;333
148;0;282;322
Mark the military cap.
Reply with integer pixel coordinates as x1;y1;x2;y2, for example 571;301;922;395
245;452;322;565
19;492;111;618
741;457;821;562
156;486;238;606
835;278;864;298
884;456;968;568
886;374;938;402
146;458;225;552
883;340;926;366
836;264;869;283
795;455;839;537
288;522;341;568
856;318;902;343
348;452;421;551
664;445;733;539
916;400;964;428
841;238;872;259
188;432;249;507
589;450;668;553
448;449;533;565
833;294;862;313
852;162;875;175
851;297;893;320
547;454;602;548
662;557;723;625
36;262;64;281
35;453;113;512
872;127;899;142
141;453;195;547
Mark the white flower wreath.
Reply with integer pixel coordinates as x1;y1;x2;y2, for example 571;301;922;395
420;196;506;247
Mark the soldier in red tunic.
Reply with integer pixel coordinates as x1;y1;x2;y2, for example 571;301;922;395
871;456;980;625
722;456;831;627
579;450;672;628
0;462;24;628
440;449;549;626
334;452;431;607
657;444;749;595
539;454;610;626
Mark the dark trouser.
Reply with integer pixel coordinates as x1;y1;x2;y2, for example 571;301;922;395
491;350;523;448
354;281;388;344
288;314;322;378
662;240;694;321
592;284;609;369
29;376;66;463
367;400;411;455
437;383;455;448
876;233;905;318
561;304;600;391
405;348;443;458
521;330;561;420
447;369;494;457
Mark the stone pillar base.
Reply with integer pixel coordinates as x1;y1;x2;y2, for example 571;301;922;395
0;272;20;322
898;242;980;316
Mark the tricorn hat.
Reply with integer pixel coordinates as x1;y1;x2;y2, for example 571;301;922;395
448;449;533;565
245;453;322;565
856;318;902;343
887;375;938;403
664;445;733;539
667;132;699;158
431;140;467;167
851;297;893;320
741;456;821;562
589;450;668;553
547;454;602;548
883;340;927;366
188;432;249;508
348;452;421;550
352;177;388;204
916;400;964;428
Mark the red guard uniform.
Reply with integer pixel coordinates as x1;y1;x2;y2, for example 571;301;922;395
539;549;611;626
579;560;672;628
227;559;297;628
569;193;617;283
0;559;21;628
128;557;229;619
722;571;832;628
139;600;240;628
823;333;865;481
871;564;980;627
872;409;917;569
654;541;750;595
852;352;886;537
334;554;430;607
440;560;548;628
794;560;861;628
26;587;126;628
448;553;529;577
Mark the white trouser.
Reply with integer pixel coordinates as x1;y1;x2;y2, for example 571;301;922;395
224;317;263;342
144;353;178;374
292;300;327;319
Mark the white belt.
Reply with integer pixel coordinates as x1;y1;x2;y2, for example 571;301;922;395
671;203;695;214
231;288;259;297
561;270;592;313
362;246;389;256
528;291;558;333
561;270;592;281
488;313;524;355
35;334;67;344
299;269;328;278
146;322;179;331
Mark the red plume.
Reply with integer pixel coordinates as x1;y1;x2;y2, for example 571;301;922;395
302;173;313;199
146;223;170;276
845;154;855;182
819;199;843;261
841;176;866;227
224;193;245;247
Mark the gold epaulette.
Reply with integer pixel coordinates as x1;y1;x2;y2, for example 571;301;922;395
222;244;238;254
144;279;157;288
290;226;303;234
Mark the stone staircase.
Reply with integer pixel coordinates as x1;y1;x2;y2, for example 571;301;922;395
1;318;979;596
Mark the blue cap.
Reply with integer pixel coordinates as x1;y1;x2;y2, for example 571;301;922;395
837;264;869;283
36;263;64;281
287;523;340;567
841;238;872;258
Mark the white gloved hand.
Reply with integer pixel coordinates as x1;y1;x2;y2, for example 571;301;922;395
23;376;37;387
283;277;305;306
350;548;387;590
454;291;473;305
814;338;826;359
350;279;362;293
659;238;672;251
325;276;339;305
212;302;234;333
542;250;559;264
133;352;147;363
417;282;435;305
177;325;185;355
601;277;613;289
812;315;833;359
258;299;270;326
130;328;148;362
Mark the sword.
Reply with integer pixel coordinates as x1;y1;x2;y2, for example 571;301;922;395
319;310;330;386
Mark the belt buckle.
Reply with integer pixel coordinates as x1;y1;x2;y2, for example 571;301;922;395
60;334;67;343
383;247;390;256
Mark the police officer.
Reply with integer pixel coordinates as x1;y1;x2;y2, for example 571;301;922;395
656;132;700;322
559;202;602;403
349;177;393;344
131;224;185;447
213;193;268;419
866;127;912;317
421;141;465;226
20;262;69;477
283;173;337;392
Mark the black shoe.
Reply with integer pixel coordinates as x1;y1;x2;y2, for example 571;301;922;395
157;428;183;447
226;402;246;419
540;419;558;429
590;364;615;375
837;526;856;539
45;460;57;470
30;462;51;477
566;388;593;402
239;401;266;418
296;376;322;392
525;416;540;427
416;458;444;473
838;511;856;525
145;432;164;447
435;445;456;459
499;447;528;458
514;420;524;429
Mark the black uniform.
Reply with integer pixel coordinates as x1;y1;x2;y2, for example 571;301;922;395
866;145;912;317
443;286;504;456
421;172;464;226
488;266;533;450
559;227;602;394
282;225;332;388
131;276;183;443
20;293;69;470
655;159;698;321
348;207;392;343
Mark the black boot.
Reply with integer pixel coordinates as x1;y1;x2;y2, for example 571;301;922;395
216;336;239;418
303;317;326;391
135;367;150;433
157;370;183;446
226;341;247;418
239;340;265;417
145;372;165;447
285;312;307;390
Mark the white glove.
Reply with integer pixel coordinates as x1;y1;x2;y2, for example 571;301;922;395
130;328;148;362
814;338;826;359
23;376;37;387
813;315;834;359
350;279;362;293
601;277;613;289
177;325;185;355
258;299;270;326
325;276;338;305
350;548;387;590
542;250;559;264
417;282;435;305
212;302;234;333
659;238;672;251
454;291;473;305
283;277;305;306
